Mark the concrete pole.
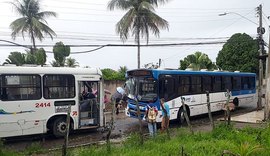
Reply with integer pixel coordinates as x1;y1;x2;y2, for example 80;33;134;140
257;4;264;110
265;26;270;120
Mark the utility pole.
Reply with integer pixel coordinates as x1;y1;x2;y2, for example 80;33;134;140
265;25;270;120
257;4;265;110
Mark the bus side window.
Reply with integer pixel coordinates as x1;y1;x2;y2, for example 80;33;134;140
222;76;232;91
159;76;176;100
180;76;190;95
249;77;255;90
232;76;241;91
1;88;8;100
241;77;249;90
213;76;222;92
202;76;212;92
191;76;201;94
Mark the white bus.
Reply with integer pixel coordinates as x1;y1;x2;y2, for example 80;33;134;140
125;69;257;124
0;66;105;138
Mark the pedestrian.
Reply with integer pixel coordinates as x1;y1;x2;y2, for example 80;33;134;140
160;98;170;132
111;87;126;115
145;105;158;137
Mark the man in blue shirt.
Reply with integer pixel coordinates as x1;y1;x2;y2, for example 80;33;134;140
160;98;170;132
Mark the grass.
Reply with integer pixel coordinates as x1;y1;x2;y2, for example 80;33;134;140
71;123;270;156
1;122;270;156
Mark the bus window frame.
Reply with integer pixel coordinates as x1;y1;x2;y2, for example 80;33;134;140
1;74;42;101
43;74;76;99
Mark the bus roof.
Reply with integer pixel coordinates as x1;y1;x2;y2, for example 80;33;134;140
0;66;102;76
127;68;256;78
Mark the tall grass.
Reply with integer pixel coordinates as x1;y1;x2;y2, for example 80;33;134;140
72;123;270;156
1;123;270;155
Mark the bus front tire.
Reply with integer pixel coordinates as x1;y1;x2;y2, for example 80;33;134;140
53;117;67;138
233;97;239;107
177;107;190;125
177;108;185;125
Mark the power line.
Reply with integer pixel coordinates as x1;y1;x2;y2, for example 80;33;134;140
0;40;227;54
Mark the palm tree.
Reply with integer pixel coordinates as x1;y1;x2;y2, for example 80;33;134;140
179;52;217;71
65;57;79;67
4;52;26;66
118;66;128;74
10;0;57;52
108;0;169;69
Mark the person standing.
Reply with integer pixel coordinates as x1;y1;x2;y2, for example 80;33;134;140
160;98;170;132
111;87;125;115
145;105;158;137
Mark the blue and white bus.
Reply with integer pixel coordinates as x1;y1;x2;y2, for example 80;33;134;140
124;69;256;124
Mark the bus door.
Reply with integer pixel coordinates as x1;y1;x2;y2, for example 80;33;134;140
78;81;99;127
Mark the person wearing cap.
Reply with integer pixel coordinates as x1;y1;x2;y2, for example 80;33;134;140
111;87;126;115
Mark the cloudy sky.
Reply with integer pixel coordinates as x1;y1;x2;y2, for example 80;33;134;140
0;0;269;70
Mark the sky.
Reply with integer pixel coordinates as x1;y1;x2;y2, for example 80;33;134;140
0;0;270;70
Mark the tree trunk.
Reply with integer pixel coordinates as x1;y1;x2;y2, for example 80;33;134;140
137;27;141;69
135;99;144;144
30;26;36;53
106;101;115;152
180;97;193;134
206;91;214;130
62;104;71;156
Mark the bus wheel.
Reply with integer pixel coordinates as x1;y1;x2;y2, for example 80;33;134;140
177;108;185;125
233;98;239;107
53;117;67;137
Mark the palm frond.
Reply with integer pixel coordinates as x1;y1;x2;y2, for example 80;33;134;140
39;22;57;39
10;17;28;39
148;0;171;6
10;0;25;16
139;1;155;11
116;9;136;42
37;11;57;19
107;0;132;11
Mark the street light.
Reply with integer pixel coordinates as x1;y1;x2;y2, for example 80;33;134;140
218;12;258;25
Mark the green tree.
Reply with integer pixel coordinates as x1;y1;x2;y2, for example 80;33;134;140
4;51;26;66
50;60;60;67
4;49;47;66
25;51;36;64
216;33;259;73
35;48;47;66
65;57;79;67
53;42;70;67
118;66;128;80
179;51;216;71
108;0;169;69
101;68;119;80
10;0;57;51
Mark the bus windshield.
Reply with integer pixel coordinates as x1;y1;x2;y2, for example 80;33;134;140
125;77;157;103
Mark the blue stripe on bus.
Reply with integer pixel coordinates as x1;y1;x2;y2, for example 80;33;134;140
151;69;256;79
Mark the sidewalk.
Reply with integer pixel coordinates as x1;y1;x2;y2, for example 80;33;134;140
229;109;264;123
